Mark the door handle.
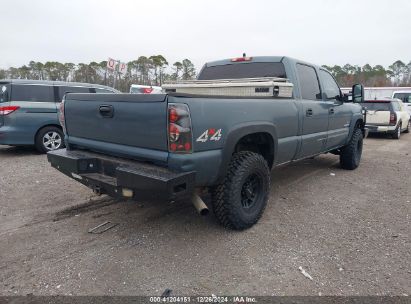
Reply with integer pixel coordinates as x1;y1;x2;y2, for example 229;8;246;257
99;105;114;118
329;108;335;114
306;108;313;117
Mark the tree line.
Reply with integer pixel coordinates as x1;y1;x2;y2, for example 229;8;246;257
1;57;411;91
0;55;197;92
322;60;411;87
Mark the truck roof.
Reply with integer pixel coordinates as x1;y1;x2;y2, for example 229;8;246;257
392;90;411;93
203;56;322;68
204;56;286;67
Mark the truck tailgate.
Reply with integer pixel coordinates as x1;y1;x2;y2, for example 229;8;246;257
366;110;390;125
64;93;168;159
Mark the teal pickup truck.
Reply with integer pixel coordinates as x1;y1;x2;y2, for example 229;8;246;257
48;56;366;230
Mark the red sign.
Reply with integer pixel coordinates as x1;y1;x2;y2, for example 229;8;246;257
118;62;127;74
107;58;117;71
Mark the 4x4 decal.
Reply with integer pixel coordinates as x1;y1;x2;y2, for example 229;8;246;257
196;128;222;142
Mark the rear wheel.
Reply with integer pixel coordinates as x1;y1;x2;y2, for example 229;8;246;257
392;123;401;139
211;151;270;230
340;128;363;170
35;126;65;153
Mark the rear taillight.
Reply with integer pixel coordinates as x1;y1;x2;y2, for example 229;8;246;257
0;106;20;115
168;103;193;153
59;97;66;133
389;112;397;125
143;88;153;94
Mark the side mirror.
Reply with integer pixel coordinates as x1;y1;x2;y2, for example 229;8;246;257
352;84;364;103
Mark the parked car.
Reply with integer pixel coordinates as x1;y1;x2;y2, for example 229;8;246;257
130;84;162;94
392;90;411;117
48;56;366;230
341;86;411;101
361;98;410;139
0;80;119;153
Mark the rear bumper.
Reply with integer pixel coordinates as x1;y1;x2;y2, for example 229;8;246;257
47;149;195;201
366;124;396;133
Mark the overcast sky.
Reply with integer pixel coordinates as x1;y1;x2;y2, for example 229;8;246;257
1;0;410;70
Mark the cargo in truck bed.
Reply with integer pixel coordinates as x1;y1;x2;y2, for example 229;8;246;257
162;77;293;98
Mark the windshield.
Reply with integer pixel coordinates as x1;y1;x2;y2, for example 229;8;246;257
360;102;392;111
198;62;287;80
0;83;10;103
393;92;411;103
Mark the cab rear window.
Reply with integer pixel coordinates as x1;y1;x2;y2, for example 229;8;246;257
198;62;287;80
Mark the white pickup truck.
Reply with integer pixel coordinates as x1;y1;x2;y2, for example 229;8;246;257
361;98;410;139
393;90;411;117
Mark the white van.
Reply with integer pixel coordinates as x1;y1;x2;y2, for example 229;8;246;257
392;90;411;117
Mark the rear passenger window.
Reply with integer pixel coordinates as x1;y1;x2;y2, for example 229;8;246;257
57;86;92;101
296;64;321;100
11;85;53;102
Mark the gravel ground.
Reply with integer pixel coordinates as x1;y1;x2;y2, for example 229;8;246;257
0;134;410;296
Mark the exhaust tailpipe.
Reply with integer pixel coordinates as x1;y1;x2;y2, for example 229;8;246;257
192;193;209;216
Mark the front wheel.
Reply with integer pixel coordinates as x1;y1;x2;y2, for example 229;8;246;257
211;151;270;230
340;128;363;170
35;126;65;153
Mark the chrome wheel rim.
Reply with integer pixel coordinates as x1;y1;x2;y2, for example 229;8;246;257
43;131;62;150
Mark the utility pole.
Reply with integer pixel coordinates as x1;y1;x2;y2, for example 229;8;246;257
113;59;120;90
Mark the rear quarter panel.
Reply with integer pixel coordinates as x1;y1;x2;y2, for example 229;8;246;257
168;95;300;184
2;101;58;145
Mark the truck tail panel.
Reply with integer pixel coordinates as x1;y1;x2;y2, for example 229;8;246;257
361;102;393;126
366;110;391;125
64;93;169;161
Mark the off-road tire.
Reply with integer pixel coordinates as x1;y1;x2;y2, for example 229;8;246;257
35;126;65;153
392;123;401;139
211;151;270;230
340;128;363;170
